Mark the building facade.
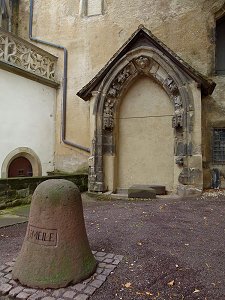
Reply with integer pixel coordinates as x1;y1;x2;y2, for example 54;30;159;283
1;0;225;195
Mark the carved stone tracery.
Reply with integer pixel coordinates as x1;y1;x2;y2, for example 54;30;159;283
172;109;184;128
103;98;115;130
0;29;57;81
165;76;179;94
103;64;134;130
103;55;185;131
135;56;150;69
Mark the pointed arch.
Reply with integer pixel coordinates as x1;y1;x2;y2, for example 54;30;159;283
90;47;195;192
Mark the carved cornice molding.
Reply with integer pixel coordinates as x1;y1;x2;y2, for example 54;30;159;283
0;29;59;88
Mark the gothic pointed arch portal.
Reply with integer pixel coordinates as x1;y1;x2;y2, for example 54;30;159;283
92;47;194;193
77;27;216;195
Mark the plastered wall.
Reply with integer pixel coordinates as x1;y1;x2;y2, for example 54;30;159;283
116;77;174;191
0;69;56;176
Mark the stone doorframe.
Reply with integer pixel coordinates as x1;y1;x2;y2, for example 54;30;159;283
1;147;42;178
89;46;199;193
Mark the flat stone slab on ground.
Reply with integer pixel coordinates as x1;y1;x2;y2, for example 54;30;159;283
0;251;123;300
147;185;166;195
128;185;157;199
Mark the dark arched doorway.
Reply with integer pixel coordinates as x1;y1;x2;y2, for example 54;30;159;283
8;157;33;177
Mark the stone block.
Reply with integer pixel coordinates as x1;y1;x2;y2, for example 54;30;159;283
102;269;112;276
90;279;104;288
12;179;97;289
16;291;30;299
71;283;85;292
27;291;47;300
128;185;156;199
96;274;107;281
9;286;24;297
0;265;7;272
16;188;29;198
74;294;89;300
83;285;96;295
0;283;12;294
148;185;166;195
62;290;76;298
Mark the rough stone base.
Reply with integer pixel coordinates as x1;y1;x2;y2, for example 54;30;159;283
128;185;156;199
177;184;202;197
0;251;123;300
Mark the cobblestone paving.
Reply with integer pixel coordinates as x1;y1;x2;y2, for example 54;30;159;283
0;252;123;300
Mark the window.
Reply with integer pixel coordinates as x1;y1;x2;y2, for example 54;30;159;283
81;0;103;17
212;128;225;163
215;15;225;75
0;0;11;31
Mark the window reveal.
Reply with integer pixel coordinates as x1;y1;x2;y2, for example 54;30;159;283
82;0;103;17
212;128;225;163
215;15;225;75
0;0;11;30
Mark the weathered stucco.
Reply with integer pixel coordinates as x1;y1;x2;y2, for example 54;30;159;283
4;0;225;191
117;77;174;191
0;68;56;176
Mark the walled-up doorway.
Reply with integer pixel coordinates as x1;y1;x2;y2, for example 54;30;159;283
77;26;216;195
8;157;33;177
117;77;174;191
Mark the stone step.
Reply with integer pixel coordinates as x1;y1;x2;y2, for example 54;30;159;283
147;185;166;195
128;184;166;199
128;185;156;199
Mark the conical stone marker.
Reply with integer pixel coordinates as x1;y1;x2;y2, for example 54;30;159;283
12;179;97;288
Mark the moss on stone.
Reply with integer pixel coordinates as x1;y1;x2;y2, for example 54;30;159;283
0;174;88;209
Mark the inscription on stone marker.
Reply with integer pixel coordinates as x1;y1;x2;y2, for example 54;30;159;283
87;0;102;16
27;225;57;247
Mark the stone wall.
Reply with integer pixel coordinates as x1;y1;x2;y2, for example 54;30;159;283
0;174;88;209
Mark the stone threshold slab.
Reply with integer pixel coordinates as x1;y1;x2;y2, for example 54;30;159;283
0;251;123;300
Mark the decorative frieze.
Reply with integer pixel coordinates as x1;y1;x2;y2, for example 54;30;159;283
135;56;150;69
103;98;114;130
103;56;185;132
103;64;135;130
172;109;184;128
165;76;178;94
0;29;57;82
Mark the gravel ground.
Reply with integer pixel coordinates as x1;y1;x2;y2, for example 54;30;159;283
1;192;225;300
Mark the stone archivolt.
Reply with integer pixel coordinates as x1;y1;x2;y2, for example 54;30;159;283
77;26;216;194
90;47;194;192
103;55;184;131
0;29;56;81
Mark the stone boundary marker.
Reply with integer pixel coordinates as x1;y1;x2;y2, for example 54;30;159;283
0;251;123;300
